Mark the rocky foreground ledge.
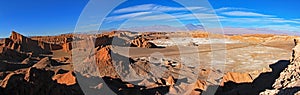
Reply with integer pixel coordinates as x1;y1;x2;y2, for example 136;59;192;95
260;39;300;95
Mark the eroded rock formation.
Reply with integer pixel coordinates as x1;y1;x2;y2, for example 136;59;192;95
62;38;72;52
52;71;77;86
3;31;53;55
131;38;157;48
95;46;120;78
0;67;83;95
221;72;253;86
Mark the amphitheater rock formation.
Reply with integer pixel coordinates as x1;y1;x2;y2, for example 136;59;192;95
0;31;299;95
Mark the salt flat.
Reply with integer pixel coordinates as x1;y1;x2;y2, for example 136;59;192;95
114;37;291;73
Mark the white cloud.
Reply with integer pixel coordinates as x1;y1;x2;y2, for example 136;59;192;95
292;19;300;21
112;4;205;14
219;17;300;34
222;11;274;17
220;18;260;23
106;12;152;21
219;17;300;24
268;18;300;24
107;5;300;33
113;4;155;14
182;13;225;19
261;24;300;32
134;14;176;21
79;23;100;29
220;27;299;35
108;4;223;23
133;13;222;21
214;7;250;12
107;7;223;23
217;10;300;34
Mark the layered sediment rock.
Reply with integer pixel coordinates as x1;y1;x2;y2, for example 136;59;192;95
62;38;72;52
31;34;73;44
3;32;52;55
95;46;120;78
221;72;253;86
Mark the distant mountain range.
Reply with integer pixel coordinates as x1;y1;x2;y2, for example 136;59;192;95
24;24;296;36
220;27;298;35
185;24;204;31
119;24;298;35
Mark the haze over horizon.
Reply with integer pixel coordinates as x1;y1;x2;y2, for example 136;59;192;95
1;0;300;38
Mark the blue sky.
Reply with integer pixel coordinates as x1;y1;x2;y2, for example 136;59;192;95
1;0;300;37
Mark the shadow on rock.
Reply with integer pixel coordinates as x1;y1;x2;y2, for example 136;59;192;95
75;72;170;95
203;60;290;95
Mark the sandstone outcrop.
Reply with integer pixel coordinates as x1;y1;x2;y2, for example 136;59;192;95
194;79;207;90
3;31;52;55
131;38;157;48
52;71;77;86
95;46;120;78
62;38;72;52
31;34;73;44
221;72;253;86
191;32;209;38
94;46;149;79
165;76;175;86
